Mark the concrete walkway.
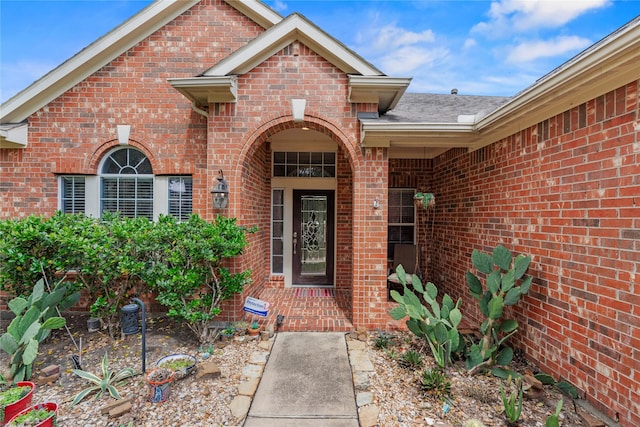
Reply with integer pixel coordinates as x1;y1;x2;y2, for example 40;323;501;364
244;332;359;426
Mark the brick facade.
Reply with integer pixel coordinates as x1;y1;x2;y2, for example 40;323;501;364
424;81;639;426
0;1;638;424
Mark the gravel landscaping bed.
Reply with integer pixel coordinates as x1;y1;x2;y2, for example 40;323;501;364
5;315;589;426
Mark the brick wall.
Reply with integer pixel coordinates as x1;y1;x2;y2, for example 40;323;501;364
427;81;639;426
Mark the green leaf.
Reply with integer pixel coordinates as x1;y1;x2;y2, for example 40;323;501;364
466;272;483;298
504;287;522;306
406;319;425;337
449;308;462;328
487;270;501;294
488;295;504;320
491;367;522;379
434;322;448;344
18;306;41;336
500;319;518;333
479;291;491;317
22;338;39;365
411;278;424;294
493;245;512;271
520;276;533;294
30;279;46;305
71;387;99;406
440;304;450;321
0;332;19;354
442;294;454;310
430;300;441;319
106;384;121;400
390;290;403;304
7;297;28;316
42;317;66;330
19;322;41;345
425;282;438;301
514;254;531;280
72;369;102;385
59;292;81;312
496;346;513;366
448;328;460;351
555;381;578;398
546;415;560;427
501;268;515;292
472;249;494;274
390;305;407;320
534;373;556;385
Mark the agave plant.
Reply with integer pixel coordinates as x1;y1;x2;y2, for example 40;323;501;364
71;352;135;406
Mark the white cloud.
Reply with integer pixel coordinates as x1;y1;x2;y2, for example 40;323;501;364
506;35;591;63
463;38;477;49
271;0;287;13
371;24;435;51
378;45;449;75
473;0;611;35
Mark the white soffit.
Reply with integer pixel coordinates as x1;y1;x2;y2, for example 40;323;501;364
0;123;28;148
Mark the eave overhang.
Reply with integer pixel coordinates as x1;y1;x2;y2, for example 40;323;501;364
360;122;476;148
349;76;413;114
0;123;28;148
167;76;238;107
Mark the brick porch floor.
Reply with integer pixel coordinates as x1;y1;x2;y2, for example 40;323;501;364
251;288;354;332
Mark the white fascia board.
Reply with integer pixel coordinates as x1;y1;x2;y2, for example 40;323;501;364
0;0;199;123
203;14;383;77
349;76;412;112
475;16;640;139
167;76;238;105
0;122;28;148
224;0;283;28
360;121;476;147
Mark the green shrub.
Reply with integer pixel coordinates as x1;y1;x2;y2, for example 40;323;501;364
399;350;423;369
141;215;254;344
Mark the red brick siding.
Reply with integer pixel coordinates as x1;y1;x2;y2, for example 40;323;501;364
426;81;639;426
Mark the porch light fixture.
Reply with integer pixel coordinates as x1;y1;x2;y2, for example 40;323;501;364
211;170;229;209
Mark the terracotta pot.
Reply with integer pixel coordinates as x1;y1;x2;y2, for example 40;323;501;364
1;381;35;424
6;402;57;427
247;326;262;336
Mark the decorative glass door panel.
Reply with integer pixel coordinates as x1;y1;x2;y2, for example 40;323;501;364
293;190;334;286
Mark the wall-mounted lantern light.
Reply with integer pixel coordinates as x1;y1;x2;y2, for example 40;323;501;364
211;169;229;209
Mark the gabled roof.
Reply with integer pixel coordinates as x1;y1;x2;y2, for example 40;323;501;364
169;13;411;114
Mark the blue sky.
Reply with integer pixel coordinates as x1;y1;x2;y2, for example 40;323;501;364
1;0;638;103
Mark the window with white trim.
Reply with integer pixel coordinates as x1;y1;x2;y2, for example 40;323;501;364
101;148;154;220
271;189;284;274
57;148;192;220
388;188;416;259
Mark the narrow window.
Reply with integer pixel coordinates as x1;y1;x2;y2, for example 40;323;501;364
388;188;416;259
168;176;192;221
60;176;85;214
271;189;285;274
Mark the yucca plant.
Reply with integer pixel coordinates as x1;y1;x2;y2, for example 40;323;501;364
399;350;423;369
71;352;135;406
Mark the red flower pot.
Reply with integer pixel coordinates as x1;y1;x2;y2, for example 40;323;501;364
1;381;35;425
6;402;57;427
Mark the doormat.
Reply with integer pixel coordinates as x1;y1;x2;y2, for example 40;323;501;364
294;288;335;298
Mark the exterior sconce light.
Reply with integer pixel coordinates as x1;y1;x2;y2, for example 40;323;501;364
117;125;131;145
373;198;379;209
211;170;229;209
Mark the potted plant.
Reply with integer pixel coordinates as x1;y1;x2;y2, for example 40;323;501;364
145;368;175;403
6;402;57;427
220;326;235;341
247;321;262;336
1;381;35;424
156;354;197;380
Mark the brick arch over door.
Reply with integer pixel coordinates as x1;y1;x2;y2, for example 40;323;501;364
233;113;357;309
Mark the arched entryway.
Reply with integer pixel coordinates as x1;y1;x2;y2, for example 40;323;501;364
234;119;357;331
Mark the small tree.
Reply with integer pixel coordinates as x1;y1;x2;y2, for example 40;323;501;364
142;215;254;344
